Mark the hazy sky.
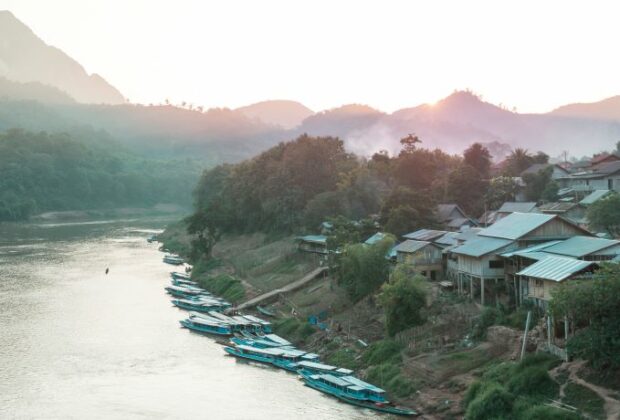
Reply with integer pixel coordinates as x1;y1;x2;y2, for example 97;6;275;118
2;0;619;113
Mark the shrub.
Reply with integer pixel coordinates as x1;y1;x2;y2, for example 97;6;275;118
507;366;559;401
563;382;606;419
365;362;415;398
326;348;360;370
361;339;403;366
517;404;580;420
465;383;514;420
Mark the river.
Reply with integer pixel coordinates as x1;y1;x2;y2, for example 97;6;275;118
0;217;380;419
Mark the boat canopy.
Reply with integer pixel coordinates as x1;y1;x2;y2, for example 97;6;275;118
296;361;353;375
264;334;291;346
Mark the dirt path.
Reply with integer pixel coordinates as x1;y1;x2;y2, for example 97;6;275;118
552;360;620;419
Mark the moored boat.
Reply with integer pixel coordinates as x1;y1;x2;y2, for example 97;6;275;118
240;314;272;333
172;298;231;312
163;255;184;265
171;278;199;287
171;271;191;281
230;336;296;350
147;234;158;243
299;372;417;416
294;360;353;376
180;317;232;336
224;344;319;371
165;285;209;299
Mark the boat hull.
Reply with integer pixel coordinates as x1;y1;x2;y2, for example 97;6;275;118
180;320;232;336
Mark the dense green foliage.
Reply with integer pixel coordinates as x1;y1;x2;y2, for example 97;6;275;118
463;354;565;420
0;129;200;220
522;166;558;202
550;264;620;371
191;261;246;303
337;237;394;301
379;268;427;336
587;193;620;236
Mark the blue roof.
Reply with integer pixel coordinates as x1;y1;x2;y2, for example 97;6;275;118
500;241;563;258
403;229;448;241
364;232;387;245
297;235;327;244
393;240;433;254
542;236;620;258
451;237;514;257
478;213;555;240
516;256;597;282
579;190;612;205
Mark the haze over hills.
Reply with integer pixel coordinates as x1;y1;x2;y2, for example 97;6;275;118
0;11;124;104
236;100;313;129
1;10;620;163
551;95;620;121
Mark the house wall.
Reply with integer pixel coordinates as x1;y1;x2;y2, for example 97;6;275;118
520;219;586;244
397;246;442;266
457;255;506;278
527;278;558;301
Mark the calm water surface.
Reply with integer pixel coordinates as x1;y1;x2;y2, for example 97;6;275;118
0;217;380;419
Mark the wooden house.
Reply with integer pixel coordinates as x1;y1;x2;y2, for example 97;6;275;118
393;240;443;280
296;235;328;254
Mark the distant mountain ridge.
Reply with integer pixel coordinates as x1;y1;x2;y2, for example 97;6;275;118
0;10;124;104
236;100;313;129
551;96;620;121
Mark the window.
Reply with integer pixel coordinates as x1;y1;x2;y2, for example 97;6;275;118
489;260;504;269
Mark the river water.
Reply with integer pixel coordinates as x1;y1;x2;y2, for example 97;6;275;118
0;217;380;420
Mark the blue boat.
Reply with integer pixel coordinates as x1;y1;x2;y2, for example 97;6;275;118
172;298;230;312
224;344;319;372
230;336;296;350
163;255;184;265
171;271;191;281
294;360;354;377
165;284;208;297
147;235;158;243
171;278;199;287
262;334;292;347
180;318;232;336
240;314;273;333
299;372;417;416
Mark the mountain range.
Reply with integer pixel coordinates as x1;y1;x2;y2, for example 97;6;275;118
1;10;620;163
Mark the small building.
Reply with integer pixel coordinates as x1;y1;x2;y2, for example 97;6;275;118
579;189;613;206
364;232;388;246
402;229;448;242
393;240;443;280
516;256;598;310
521;163;570;180
436;204;477;231
562;161;620;192
537;202;586;225
495;202;538;221
296;235;328;254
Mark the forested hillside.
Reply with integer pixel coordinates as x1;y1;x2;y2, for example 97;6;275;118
0;129;201;220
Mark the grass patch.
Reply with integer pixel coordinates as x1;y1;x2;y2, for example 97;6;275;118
361;339;403;367
563;382;606;419
365;362;416;398
326;348;361;370
272;317;316;344
195;273;246;303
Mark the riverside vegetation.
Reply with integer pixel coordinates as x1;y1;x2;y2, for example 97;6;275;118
160;134;620;418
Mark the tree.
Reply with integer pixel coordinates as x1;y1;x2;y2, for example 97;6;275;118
379;186;439;236
338;237;395;301
587;194;620;236
532;151;550;164
399;133;421;153
379;266;427;336
445;164;488;215
464;143;492;178
504;148;534;176
485;176;519;210
522;166;555;202
550;264;620;371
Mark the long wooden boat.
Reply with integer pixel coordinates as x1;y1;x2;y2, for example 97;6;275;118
180;318;232;336
240;314;272;333
171;298;230;312
163;255;184;265
165;285;209;299
230;336;295;350
171;278;199;287
294;360;354;377
299;372;417;416
170;271;191;281
224;344;319;372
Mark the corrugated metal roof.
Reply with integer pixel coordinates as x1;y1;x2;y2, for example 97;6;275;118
542;236;620;258
297;235;327;244
434;232;460;247
403;229;448;241
364;232;387;245
447;217;474;228
478;212;555;240
437;204;465;222
451;237;514;257
500;241;563;257
579;190;612;205
394;240;432;254
497;202;537;213
516;256;597;282
538;202;577;213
